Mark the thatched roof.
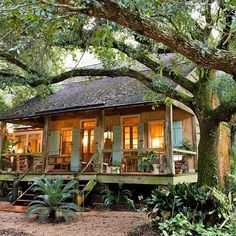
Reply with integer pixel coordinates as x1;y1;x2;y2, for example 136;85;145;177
0;76;153;120
0;54;195;121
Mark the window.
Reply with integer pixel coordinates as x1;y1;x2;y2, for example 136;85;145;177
15;135;26;153
149;122;164;148
122;116;139;150
28;134;42;153
81;120;96;161
61;129;72;155
14;131;43;153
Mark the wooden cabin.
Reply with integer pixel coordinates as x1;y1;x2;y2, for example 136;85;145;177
0;75;198;190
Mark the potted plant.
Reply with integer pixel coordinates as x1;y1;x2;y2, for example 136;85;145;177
106;164;112;174
111;161;121;174
139;157;151;172
147;152;160;174
151;161;160;174
1;158;11;172
181;139;195;151
3;139;21;172
139;151;160;174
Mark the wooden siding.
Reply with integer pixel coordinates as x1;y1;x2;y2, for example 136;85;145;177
48;106;194;150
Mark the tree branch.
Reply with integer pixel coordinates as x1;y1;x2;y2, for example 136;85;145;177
212;99;236;122
217;9;236;50
203;0;213;37
0;71;28;85
31;67;192;105
0;50;40;76
42;0;236;77
112;41;196;93
133;33;172;53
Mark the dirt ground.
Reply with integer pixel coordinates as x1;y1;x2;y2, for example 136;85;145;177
0;208;148;236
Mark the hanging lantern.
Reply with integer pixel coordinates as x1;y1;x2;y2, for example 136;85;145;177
104;129;113;140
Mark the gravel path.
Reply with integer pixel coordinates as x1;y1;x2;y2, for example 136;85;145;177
0;210;147;236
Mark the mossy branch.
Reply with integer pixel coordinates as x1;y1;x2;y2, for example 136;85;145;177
40;0;236;77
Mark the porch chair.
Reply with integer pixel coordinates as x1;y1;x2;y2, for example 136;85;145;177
103;152;112;171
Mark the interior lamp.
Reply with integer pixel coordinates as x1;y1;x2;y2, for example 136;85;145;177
104;129;113;140
17;149;23;154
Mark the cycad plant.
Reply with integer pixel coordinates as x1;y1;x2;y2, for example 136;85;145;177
101;189;133;206
25;176;80;223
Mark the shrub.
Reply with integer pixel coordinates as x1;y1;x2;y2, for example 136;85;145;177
143;183;230;225
101;189;133;207
158;214;228;236
25;177;80;223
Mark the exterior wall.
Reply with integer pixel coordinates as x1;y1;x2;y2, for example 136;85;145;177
48;106;194;152
50;112;96;130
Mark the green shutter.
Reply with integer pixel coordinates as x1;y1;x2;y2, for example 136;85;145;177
49;131;60;156
70;128;81;172
112;126;122;162
173;121;183;148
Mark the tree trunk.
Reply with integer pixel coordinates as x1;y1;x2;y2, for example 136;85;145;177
197;118;220;186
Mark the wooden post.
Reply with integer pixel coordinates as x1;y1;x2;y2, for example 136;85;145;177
0;122;6;172
165;105;175;175
96;110;105;173
12;175;20;203
42;116;51;173
192;115;198;171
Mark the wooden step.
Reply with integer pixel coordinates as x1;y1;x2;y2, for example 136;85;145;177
16;199;32;203
23;193;36;197
78;184;86;188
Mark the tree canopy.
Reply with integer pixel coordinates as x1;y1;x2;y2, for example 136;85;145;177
0;0;235;111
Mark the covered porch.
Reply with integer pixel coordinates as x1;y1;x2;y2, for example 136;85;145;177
0;102;198;184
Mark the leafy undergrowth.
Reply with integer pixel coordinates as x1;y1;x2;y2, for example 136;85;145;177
130;183;236;236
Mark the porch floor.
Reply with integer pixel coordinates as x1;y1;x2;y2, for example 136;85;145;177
0;172;197;185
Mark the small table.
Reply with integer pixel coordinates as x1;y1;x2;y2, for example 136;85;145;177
122;156;143;172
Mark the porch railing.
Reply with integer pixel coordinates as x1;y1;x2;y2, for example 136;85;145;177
1;153;43;173
103;147;197;175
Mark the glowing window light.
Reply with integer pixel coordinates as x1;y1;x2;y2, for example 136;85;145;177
7;127;14;134
152;138;161;148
